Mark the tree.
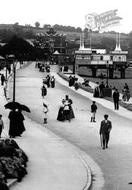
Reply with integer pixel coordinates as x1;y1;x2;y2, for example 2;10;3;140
35;22;40;28
76;27;82;33
1;35;35;60
43;24;51;29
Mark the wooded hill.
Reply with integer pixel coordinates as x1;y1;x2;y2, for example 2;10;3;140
0;24;132;59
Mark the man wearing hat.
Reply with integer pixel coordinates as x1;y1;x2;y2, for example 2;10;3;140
99;114;112;149
90;101;97;122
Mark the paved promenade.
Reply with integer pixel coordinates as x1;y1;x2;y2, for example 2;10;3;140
1;62;132;190
0;63;92;190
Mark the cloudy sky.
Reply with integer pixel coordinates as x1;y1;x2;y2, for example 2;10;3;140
1;0;132;33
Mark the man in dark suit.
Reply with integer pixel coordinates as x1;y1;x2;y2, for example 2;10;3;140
113;88;120;110
99;114;112;149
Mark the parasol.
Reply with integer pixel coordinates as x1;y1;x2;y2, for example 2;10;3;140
4;101;21;110
20;104;31;112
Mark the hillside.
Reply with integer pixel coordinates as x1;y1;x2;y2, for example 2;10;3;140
0;24;131;57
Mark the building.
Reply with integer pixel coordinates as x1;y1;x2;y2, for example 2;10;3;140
75;33;128;78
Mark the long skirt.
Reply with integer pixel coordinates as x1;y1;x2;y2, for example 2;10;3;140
57;107;65;121
69;106;75;119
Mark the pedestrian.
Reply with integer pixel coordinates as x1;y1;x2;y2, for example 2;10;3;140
90;101;97;122
63;98;71;122
74;80;79;90
99;114;112;149
0;115;4;138
63;95;75;121
57;102;65;122
8;109;19;138
68;75;74;87
41;84;47;98
43;102;49;124
16;109;25;136
113;88;120;110
99;81;105;98
46;75;50;88
1;74;5;86
93;82;100;97
50;76;55;88
124;83;129;91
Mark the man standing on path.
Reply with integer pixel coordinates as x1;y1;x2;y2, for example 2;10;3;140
90;101;97;122
99;114;112;149
113;88;120;110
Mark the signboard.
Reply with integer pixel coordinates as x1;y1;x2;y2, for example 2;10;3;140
91;61;113;65
85;9;122;32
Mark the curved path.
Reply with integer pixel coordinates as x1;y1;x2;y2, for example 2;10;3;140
8;62;132;190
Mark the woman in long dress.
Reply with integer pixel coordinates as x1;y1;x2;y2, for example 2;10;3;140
8;109;19;138
57;102;65;121
63;95;75;120
16;109;25;136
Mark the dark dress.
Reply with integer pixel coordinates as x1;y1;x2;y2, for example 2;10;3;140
63;98;75;120
8;110;19;138
8;110;25;138
57;106;65;121
16;111;25;136
93;87;100;97
68;99;75;119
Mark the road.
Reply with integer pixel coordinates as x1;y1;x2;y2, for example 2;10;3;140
8;62;132;190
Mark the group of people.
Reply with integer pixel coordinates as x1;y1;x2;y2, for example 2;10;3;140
41;75;56;99
57;95;75;122
35;62;50;73
69;75;79;90
43;75;55;88
93;81;107;98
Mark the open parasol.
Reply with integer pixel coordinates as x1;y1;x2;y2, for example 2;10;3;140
4;101;21;110
20;104;31;112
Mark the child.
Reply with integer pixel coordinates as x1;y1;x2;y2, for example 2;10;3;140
0;114;4;137
43;103;49;124
90;101;97;122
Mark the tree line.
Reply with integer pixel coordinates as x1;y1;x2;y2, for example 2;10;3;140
0;23;132;60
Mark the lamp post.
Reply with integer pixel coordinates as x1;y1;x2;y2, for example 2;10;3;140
106;61;109;87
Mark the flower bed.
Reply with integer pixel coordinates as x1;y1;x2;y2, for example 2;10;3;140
0;138;28;188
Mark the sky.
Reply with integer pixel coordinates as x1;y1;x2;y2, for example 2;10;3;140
1;0;132;33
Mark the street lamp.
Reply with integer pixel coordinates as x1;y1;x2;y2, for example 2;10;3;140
106;61;109;87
